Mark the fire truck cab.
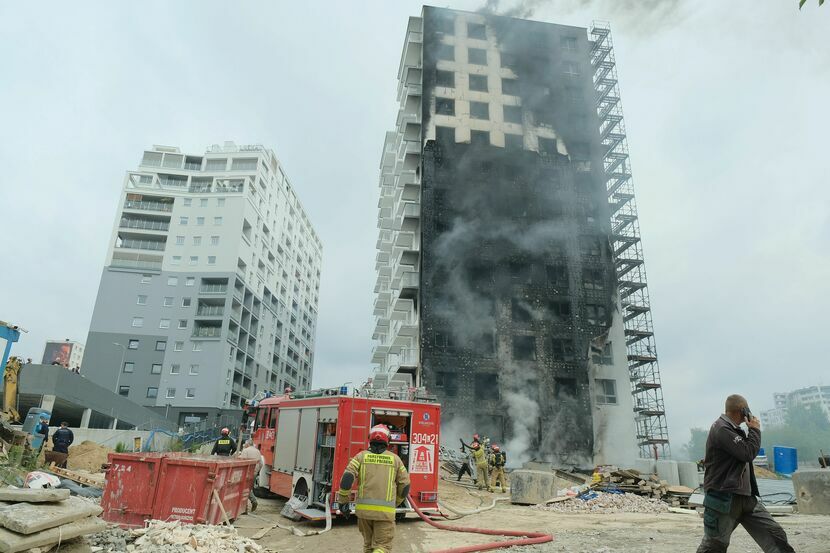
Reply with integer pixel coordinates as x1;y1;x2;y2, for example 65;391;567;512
250;387;441;519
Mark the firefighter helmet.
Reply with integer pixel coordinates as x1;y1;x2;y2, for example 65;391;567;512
369;424;391;444
473;433;480;441
471;441;480;449
492;445;500;452
221;427;230;435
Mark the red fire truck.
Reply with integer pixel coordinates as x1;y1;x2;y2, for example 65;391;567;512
249;387;441;519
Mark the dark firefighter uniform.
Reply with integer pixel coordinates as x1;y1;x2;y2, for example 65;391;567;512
338;449;410;552
211;435;237;456
489;448;507;492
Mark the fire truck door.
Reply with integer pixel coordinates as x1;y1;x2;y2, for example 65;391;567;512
295;408;318;473
274;409;300;474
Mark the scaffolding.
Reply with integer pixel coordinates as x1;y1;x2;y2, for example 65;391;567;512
590;22;671;459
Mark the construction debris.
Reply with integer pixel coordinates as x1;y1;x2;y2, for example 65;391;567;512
66;441;112;472
130;520;263;552
0;487;69;503
0;495;101;534
87;526;132;552
594;468;696;508
533;491;670;514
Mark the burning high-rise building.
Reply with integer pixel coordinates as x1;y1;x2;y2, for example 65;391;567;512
372;6;669;466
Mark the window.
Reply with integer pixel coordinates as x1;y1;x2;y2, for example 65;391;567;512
166;388;176;399
546;264;568;287
146;387;158;399
172;256;181;265
470;102;489;121
468;74;488;92
210;236;220;246
592;343;614;365
583;268;605;291
181;297;191;307
474;373;499;400
470;130;490;145
232;158;258;171
217;198;225;207
561;36;578;52
199;198;208;207
128;339;139;349
434;330;454;348
189;256;198;265
185;277;195;286
585;304;608;326
208;256;216;265
196;217;204;226
189;364;200;375
434;372;458;396
171;364;181;374
436;70;455;88
509;261;531;282
186;388;196;399
436;43;454;61
551;338;576;361
505;133;523;150
511;298;533;323
178;319;188;329
193;236;202;246
435;126;455;144
468;48;487;65
555;377;577;398
151;363;162;374
140;274;152;284
512;335;536;361
183;198;192;207
155;340;167;351
434;16;454;34
123;362;134;373
174;341;184;352
502;78;520;96
176;235;185;245
596;379;617;404
136;295;147;305
159;319;170;329
564;61;580;78
180;216;188;225
214;217;223;225
503;105;522;124
435;97;455;116
467;22;486;39
131;317;144;328
167;276;178;286
206;158;226;171
118;386;130;397
192;342;202;351
539;137;558;156
580;236;602;257
500;52;518;68
163;296;174;307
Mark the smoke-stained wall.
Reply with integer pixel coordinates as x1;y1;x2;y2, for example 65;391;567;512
419;7;624;466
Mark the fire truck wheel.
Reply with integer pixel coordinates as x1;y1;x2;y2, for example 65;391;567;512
396;511;406;521
292;478;309;500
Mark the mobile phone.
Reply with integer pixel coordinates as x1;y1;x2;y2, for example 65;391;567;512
741;407;752;421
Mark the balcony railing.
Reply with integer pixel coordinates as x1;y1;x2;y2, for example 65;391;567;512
120;219;170;232
193;326;222;338
189;184;212;193
124;200;173;212
200;284;228;294
214;179;244;193
197;306;225;317
118;239;166;251
110;258;162;271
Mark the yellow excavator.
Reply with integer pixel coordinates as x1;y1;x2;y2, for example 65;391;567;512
2;356;23;423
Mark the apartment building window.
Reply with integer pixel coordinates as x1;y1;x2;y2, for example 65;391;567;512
592;343;614;365
512;335;536;361
176;235;185;245
561;36;578;52
564;61;581;78
435;126;455;144
470;130;490;146
580;236;602;257
434;372;458;396
192;342;202;352
178;319;188;329
199;198;208;207
189;364;200;375
174;341;183;351
504;133;523;150
500;52;518;68
140;275;152;284
181;297;191;307
163;296;174;307
435;98;455;116
159;319;170;329
503;105;522;124
468;101;488;120
146;387;158;399
136;295;147;305
172;256;182;265
474;373;499;400
189;256;198;266
186;388;196;399
217;198;225;207
434;16;454;34
151;363;162;374
205;158;226;171
436;70;455;88
583;268;605;291
208;256;216;265
166;388;176;399
118;386;130;397
195;217;204;227
210;236;220;246
468;74;488;92
596;379;617;404
585;304;608;326
142;151;162;167
502;78;520;96
193;236;202;246
232;158;258;171
183;198;192;207
185;277;195;286
539;137;558;156
170;364;180;374
128;339;139;349
180;216;188;225
468;48;487;65
123;362;134;373
131;317;144;328
551;338;576;362
167;276;178;286
511;298;533;323
155;340;167;351
214;217;223;225
436;43;454;61
555;377;577;399
467;22;486;40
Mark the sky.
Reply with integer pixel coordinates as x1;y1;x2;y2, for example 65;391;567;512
0;1;827;451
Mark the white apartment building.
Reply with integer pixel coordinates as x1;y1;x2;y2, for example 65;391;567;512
82;142;322;427
760;387;830;428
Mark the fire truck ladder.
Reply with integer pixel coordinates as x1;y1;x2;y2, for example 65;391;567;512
590;22;670;459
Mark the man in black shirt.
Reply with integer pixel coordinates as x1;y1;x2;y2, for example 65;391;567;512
696;394;794;553
211;428;237;456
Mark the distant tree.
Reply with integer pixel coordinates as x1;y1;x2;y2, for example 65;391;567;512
799;0;825;8
762;405;830;466
681;427;709;462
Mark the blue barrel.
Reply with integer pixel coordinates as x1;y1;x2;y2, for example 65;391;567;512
773;446;797;474
758;447;765;457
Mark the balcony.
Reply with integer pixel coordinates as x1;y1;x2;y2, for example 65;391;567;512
214;178;244;193
119;218;170;232
110;257;162;271
193;326;222;338
200;284;228;294
400;271;419;290
196;305;225;317
117;239;166;251
123;200;173;212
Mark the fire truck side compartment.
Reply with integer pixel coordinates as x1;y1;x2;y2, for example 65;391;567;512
274;409;300;474
296;408;318;473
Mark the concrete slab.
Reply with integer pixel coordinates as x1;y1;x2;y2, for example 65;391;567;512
656;460;680;486
510;470;559;505
634;458;656;476
0;496;102;534
792;470;830;515
677;461;700;488
0;488;69;503
0;516;106;553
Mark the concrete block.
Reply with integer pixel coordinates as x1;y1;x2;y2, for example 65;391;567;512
634;458;656;476
0;496;102;534
793;470;830;515
678;462;700;489
0;488;69;503
656;460;680;486
510;470;560;505
0;516;107;553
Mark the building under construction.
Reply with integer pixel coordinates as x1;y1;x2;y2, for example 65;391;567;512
372;6;669;466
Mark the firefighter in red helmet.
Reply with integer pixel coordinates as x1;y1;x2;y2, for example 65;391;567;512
211;427;237;456
338;424;411;553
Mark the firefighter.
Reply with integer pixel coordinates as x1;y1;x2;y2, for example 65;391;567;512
471;441;492;492
211;428;237;456
489;444;508;493
337;424;411;553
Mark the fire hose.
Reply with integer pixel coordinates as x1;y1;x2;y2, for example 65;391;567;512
407;494;554;553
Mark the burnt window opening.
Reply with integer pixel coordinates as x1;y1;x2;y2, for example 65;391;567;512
435;97;455;116
592;343;614;365
561;36;578;52
511;298;533;323
580;236;602;257
509;261;532;283
505;133;524;150
500;52;519;69
435;126;455;145
468;74;488;92
582;268;605;291
570;141;590;160
436;70;455;88
435;371;459;396
434;17;455;35
565;87;583;105
468;263;495;288
470;130;490;146
585;304;608;327
548;299;572;322
434;330;455;348
503;105;523;124
468;48;487;66
563;61;581;78
568;112;588;130
551;338;576;362
596;378;617;404
474;373;500;400
539;138;558;156
474;332;496;357
436;43;455;61
467;22;486;40
470;101;490;120
546;264;568;287
554;377;578;398
512;335;536;361
502;78;520;96
435;218;452;233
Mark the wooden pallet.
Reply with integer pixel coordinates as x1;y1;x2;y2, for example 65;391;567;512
47;464;103;487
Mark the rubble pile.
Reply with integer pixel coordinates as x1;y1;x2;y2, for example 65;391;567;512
67;441;113;472
534;492;670;515
87;526;132;552
130;520;263;552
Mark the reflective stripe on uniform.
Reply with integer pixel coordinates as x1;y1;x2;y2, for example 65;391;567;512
355;503;396;514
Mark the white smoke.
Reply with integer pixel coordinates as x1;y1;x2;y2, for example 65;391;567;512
502;390;539;467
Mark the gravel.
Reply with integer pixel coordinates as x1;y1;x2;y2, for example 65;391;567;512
532;492;670;515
